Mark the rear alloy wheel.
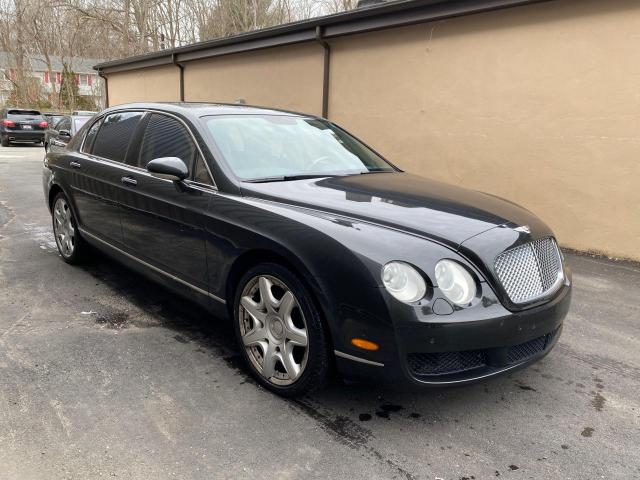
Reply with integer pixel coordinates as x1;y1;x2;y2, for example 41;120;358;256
234;264;330;396
52;193;86;264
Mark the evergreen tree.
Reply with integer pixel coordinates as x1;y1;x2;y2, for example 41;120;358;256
58;63;79;110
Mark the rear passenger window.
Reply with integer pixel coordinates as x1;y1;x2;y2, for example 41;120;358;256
137;114;195;169
81;119;102;154
92;112;144;162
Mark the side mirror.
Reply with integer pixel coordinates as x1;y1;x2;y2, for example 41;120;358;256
146;157;189;181
59;129;71;138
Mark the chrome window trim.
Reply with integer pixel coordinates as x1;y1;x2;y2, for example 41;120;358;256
334;350;384;367
79;227;226;304
79;108;218;190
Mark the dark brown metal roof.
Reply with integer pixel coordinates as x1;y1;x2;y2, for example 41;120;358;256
94;0;552;74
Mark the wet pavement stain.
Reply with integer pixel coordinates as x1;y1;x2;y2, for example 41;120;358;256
581;427;595;437
375;403;404;419
592;392;606;412
95;311;129;329
591;376;606;412
380;404;404;413
290;399;417;479
518;385;536;391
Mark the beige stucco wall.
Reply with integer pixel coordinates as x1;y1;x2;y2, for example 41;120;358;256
183;43;324;115
105;0;640;260
329;0;640;260
107;65;180;105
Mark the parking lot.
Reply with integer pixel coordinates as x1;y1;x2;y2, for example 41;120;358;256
0;144;638;480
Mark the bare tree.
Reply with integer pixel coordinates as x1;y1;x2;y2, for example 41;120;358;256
0;0;360;106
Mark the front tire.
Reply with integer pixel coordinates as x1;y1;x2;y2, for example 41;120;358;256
233;263;330;397
51;192;86;264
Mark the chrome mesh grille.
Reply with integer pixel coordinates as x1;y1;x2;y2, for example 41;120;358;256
494;237;563;304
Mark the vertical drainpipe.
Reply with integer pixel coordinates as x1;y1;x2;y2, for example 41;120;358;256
172;53;185;102
315;26;330;119
98;71;109;108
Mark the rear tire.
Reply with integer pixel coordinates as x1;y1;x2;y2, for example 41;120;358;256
51;192;87;264
233;262;330;397
1;136;9;147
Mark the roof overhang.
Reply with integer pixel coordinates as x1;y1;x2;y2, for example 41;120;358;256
94;0;554;74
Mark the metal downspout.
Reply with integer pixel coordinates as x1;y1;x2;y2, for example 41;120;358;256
172;53;185;102
98;71;109;107
315;26;330;119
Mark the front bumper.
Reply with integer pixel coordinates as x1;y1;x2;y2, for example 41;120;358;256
335;281;571;389
3;130;45;142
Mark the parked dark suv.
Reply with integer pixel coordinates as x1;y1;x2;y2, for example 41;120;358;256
1;108;47;146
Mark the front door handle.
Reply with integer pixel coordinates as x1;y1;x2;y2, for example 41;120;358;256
121;176;138;186
70;161;81;169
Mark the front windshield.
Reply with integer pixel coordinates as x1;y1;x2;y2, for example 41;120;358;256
203;114;395;181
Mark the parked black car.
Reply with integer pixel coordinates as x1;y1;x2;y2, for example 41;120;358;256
43;103;571;396
1;108;48;146
44;115;93;153
43;112;65;128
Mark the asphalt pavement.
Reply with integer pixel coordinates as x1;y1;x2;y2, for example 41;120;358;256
0;144;638;480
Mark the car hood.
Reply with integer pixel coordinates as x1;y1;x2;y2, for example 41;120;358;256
240;172;548;249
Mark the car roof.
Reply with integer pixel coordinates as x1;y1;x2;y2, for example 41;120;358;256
101;102;314;119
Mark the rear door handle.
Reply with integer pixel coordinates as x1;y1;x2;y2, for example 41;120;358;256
70;161;81;169
121;176;137;186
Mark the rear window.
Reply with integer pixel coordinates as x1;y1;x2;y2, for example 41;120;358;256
91;112;144;162
73;116;90;132
8;109;41;117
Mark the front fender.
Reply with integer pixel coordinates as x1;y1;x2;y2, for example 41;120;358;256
209;195;483;357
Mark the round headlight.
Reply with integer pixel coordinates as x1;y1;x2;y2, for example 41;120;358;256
382;262;427;303
434;259;476;306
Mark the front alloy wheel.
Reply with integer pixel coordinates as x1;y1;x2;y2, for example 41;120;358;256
239;275;309;385
234;263;330;396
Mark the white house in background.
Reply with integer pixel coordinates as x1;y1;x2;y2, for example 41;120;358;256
0;52;104;107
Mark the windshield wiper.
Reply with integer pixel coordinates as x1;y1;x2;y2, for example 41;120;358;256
244;174;342;183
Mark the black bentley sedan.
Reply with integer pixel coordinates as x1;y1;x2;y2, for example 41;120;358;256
43;103;571;396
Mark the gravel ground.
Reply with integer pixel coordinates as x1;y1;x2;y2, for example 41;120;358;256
0;144;638;480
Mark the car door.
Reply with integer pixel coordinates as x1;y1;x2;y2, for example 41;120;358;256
118;112;215;293
49;116;71;152
68;111;145;247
